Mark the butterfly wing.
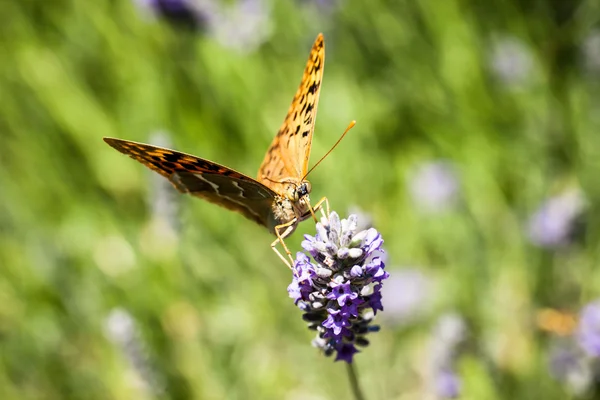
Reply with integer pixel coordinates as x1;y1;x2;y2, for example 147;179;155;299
257;33;325;194
104;138;278;228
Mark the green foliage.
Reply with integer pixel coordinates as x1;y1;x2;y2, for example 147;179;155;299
2;0;600;398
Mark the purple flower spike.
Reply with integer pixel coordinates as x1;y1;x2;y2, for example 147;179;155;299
577;300;600;357
527;189;585;248
408;161;460;213
288;211;388;363
435;370;461;399
134;0;210;31
428;314;467;399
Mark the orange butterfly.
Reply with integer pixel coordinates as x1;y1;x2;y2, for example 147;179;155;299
536;308;578;337
104;34;328;267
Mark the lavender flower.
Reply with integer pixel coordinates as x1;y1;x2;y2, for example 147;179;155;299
408;161;460;213
287;212;388;363
434;369;461;399
577;300;600;358
133;0;210;30
428;314;467;399
489;36;534;87
546;300;600;395
105;309;164;394
548;342;592;395
582;30;600;74
208;0;271;53
527;189;586;248
382;269;432;326
132;0;271;52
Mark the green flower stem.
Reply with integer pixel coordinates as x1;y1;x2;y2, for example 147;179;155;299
347;362;366;400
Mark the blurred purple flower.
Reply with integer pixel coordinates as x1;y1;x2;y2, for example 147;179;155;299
288;212;388;363
546;300;600;395
428;313;467;398
133;0;211;30
549;341;593;395
489;36;534;86
577;300;600;357
381;269;432;326
527;189;585;248
208;0;271;53
430;313;467;366
582;30;600;74
105;309;164;394
434;369;461;399
133;0;271;52
408;161;460;213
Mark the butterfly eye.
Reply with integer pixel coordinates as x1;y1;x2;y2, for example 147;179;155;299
298;182;311;198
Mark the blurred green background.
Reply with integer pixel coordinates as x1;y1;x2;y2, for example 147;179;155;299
2;0;600;398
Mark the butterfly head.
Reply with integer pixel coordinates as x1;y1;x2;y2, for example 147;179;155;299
290;180;312;202
289;180;314;224
269;179;313;231
284;179;313;216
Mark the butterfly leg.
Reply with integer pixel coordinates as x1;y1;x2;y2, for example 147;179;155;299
311;196;330;220
306;196;329;223
271;219;297;269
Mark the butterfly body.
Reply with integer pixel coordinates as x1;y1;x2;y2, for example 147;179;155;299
104;34;326;266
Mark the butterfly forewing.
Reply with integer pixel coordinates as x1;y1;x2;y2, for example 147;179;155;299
257;34;325;194
104;138;278;227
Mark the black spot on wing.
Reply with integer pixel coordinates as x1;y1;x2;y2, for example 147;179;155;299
307;81;319;95
149;160;164;171
164;153;183;163
190;159;220;172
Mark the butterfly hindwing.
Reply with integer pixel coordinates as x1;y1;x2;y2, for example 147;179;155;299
172;172;276;227
257;34;325;194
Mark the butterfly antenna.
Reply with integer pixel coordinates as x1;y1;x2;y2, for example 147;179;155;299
303;120;356;180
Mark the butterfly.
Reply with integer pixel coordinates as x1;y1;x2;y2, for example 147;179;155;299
536;308;578;337
104;33;328;267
